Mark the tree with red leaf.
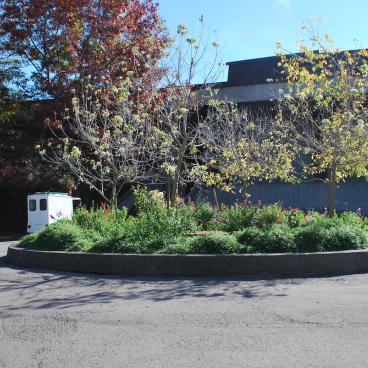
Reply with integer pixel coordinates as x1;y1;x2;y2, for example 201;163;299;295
0;0;168;100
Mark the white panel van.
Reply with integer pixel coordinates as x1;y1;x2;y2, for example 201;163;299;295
27;192;81;233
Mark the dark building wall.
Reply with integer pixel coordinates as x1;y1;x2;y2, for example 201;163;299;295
189;178;368;214
225;50;359;87
227;56;283;86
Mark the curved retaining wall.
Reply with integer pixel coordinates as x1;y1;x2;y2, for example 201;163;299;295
6;245;368;276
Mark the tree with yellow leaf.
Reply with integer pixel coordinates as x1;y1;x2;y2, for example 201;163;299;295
276;21;368;216
201;101;296;199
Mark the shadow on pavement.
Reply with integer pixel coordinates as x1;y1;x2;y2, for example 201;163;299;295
0;259;302;311
0;256;6;267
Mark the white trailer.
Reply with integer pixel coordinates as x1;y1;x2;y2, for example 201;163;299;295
27;192;81;233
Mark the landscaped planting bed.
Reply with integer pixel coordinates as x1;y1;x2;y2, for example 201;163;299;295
19;189;368;255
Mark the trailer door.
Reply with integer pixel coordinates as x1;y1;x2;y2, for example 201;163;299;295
27;195;49;233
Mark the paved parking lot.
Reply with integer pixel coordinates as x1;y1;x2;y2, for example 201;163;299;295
1;241;368;368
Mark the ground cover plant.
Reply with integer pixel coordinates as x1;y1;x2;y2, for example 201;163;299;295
20;188;368;254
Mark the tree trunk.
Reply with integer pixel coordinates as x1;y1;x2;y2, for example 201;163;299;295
169;178;179;206
327;163;337;217
241;184;250;203
170;138;188;206
166;178;171;210
212;187;219;210
110;182;119;219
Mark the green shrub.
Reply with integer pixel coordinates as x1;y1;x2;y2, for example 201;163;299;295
292;217;338;252
89;234;144;253
236;224;296;253
253;204;288;228
193;202;217;230
131;204;196;242
187;233;239;254
20;232;39;248
21;221;92;251
312;215;341;226
72;206;128;238
142;238;168;251
20;200;368;255
286;208;307;228
338;211;364;228
90;234;180;254
133;186;166;214
295;221;368;252
262;224;296;252
294;222;328;252
157;239;191;254
75;197;198;250
217;204;257;232
326;224;368;251
133;185;154;214
236;227;263;251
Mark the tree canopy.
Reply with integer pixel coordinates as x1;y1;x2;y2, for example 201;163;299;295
0;0;168;99
276;22;368;215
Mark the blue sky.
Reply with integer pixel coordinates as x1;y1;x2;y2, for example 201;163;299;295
158;0;367;65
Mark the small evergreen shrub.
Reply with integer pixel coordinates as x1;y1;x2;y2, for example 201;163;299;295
237;224;296;253
261;224;296;253
326;224;368;251
236;227;264;250
90;234;144;253
20;232;39;248
187;233;239;254
294;223;329;252
295;222;368;252
21;221;92;251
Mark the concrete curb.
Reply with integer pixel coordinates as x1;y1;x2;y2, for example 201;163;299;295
6;245;368;276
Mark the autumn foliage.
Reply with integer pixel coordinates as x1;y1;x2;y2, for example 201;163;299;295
0;0;168;99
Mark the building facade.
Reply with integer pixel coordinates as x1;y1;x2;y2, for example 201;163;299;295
195;55;368;213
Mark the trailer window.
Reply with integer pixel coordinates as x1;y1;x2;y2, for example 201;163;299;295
29;199;36;211
40;199;47;211
73;199;81;210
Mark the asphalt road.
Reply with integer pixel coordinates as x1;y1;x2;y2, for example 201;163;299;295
1;241;368;368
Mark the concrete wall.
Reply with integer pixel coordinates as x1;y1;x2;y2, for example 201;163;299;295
7;245;368;277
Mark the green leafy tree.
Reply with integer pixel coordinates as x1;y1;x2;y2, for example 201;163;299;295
0;55;25;123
